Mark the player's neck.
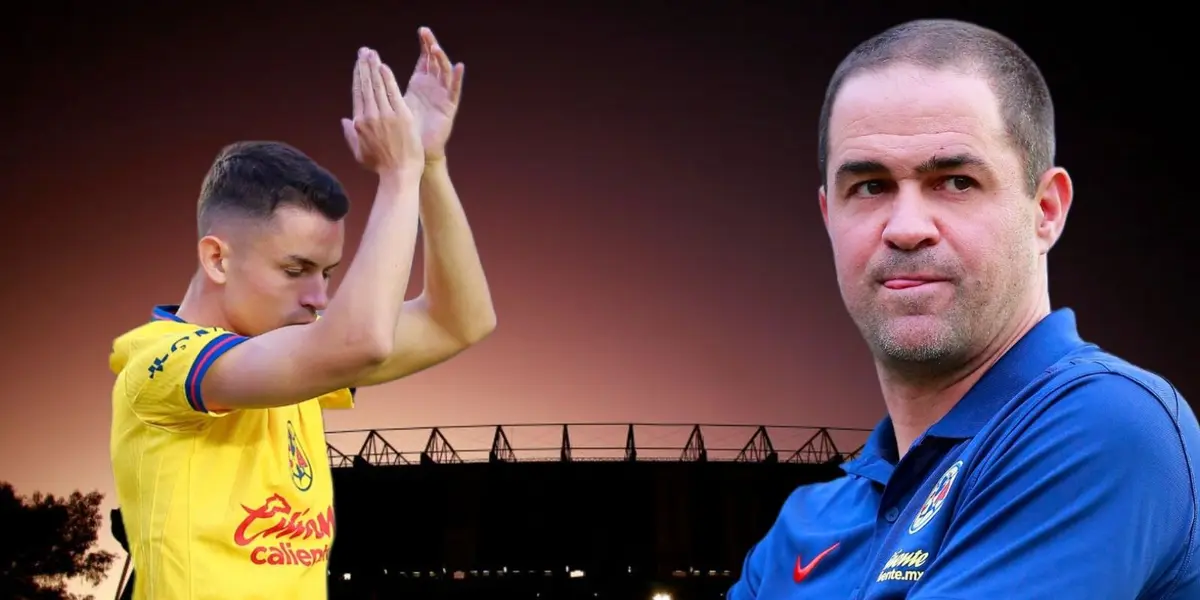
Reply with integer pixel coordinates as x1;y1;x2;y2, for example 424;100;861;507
174;271;236;332
877;295;1051;461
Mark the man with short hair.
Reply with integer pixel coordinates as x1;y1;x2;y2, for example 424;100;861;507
729;19;1199;599
109;28;495;600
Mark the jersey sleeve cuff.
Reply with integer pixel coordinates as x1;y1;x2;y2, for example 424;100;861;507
184;332;249;413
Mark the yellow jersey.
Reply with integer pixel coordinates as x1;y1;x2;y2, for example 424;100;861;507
109;305;354;600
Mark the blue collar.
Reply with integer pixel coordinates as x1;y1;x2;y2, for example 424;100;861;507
843;419;901;484
151;304;186;323
842;308;1090;481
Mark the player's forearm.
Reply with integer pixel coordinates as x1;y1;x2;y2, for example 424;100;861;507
411;159;496;344
322;169;423;358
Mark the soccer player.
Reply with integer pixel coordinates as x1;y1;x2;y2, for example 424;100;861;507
728;19;1199;599
109;29;494;600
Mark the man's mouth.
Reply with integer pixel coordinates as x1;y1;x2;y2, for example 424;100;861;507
881;276;947;290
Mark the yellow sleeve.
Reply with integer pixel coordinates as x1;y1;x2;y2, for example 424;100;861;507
318;387;356;410
121;327;249;431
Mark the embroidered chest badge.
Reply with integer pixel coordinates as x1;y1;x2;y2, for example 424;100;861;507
908;459;963;535
287;421;314;492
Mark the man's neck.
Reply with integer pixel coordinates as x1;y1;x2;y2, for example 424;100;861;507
174;271;233;331
879;299;1050;461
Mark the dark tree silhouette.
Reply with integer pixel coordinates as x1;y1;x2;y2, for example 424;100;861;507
0;481;119;600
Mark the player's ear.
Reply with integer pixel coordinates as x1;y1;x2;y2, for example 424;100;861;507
197;235;231;285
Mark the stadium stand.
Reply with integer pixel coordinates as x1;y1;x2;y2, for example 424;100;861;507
324;423;868;600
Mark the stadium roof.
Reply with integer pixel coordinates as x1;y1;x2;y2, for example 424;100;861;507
325;423;872;468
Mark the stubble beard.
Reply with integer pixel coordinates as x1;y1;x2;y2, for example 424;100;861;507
852;258;1027;381
859;293;973;370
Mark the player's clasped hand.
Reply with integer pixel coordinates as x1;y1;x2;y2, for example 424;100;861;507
404;27;466;162
342;47;424;175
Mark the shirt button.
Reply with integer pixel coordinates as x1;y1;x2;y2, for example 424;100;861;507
884;507;900;523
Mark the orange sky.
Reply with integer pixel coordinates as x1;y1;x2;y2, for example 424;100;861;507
0;4;1190;598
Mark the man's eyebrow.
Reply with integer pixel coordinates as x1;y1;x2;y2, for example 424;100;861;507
285;254;318;268
914;153;988;174
833;154;990;186
834;160;889;184
285;255;340;270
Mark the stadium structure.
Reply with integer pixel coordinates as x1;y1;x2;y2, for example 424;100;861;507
323;422;870;600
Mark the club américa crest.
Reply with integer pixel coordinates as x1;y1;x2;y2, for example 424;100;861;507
908;460;963;535
287;421;314;492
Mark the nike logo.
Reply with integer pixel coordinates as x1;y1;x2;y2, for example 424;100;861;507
793;542;840;583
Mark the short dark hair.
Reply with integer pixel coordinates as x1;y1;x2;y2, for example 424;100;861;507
197;141;350;237
817;19;1055;195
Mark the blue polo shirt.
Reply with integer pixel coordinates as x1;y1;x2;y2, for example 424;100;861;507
729;309;1200;599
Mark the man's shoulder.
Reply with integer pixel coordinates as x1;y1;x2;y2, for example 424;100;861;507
110;318;252;426
112;320;195;353
110;319;242;386
111;321;228;367
980;348;1200;590
1039;347;1192;431
983;345;1199;505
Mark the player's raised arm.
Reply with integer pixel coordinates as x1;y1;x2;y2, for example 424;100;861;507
355;27;497;387
201;48;426;410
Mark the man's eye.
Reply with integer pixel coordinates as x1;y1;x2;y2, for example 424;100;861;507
852;180;886;197
943;176;976;192
284;269;304;278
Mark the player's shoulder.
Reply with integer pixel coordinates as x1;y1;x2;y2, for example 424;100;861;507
110;321;188;369
108;313;246;415
109;312;240;372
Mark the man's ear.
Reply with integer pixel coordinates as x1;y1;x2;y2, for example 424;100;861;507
1032;167;1073;255
198;235;230;284
819;185;830;228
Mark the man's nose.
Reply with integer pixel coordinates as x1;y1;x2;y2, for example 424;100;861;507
881;183;941;251
301;278;330;313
